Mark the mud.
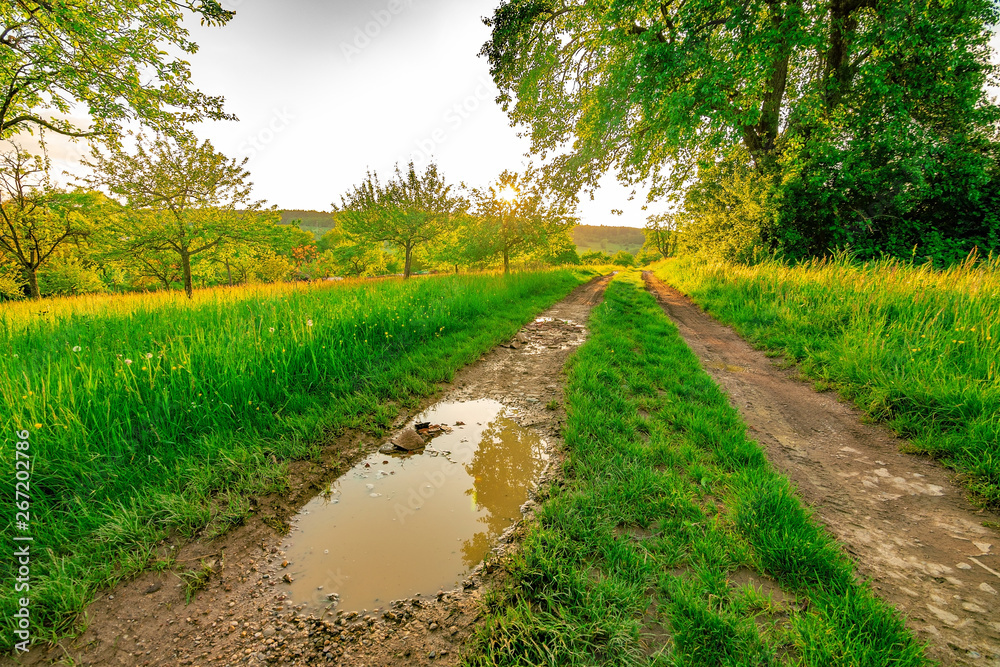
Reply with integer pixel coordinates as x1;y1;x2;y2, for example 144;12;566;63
14;274;610;667
644;272;1000;666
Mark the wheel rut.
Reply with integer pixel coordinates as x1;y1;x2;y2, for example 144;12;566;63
644;271;1000;666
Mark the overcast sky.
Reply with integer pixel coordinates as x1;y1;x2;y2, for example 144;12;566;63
16;4;1000;228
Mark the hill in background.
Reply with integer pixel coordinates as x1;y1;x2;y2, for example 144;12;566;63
279;210;336;239
572;225;646;255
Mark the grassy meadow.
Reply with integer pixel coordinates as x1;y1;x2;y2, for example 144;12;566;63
653;255;1000;507
0;270;592;646
468;270;926;666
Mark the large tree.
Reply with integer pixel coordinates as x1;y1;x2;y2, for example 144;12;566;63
0;0;234;142
84;135;276;298
0;143;93;298
333;162;466;279
482;0;1000;258
469;170;577;274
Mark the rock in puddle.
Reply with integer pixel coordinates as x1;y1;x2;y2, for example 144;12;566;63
390;427;426;451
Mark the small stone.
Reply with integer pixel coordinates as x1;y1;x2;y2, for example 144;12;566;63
282;573;293;584
263;626;276;637
428;651;437;659
979;582;997;595
429;622;439;631
448;626;458;636
956;563;972;570
391;427;426;451
281;560;289;568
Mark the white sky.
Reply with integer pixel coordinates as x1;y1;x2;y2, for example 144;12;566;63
12;6;1000;229
180;0;659;227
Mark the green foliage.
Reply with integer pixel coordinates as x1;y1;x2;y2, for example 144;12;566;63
37;253;105;297
467;271;926;666
0;256;25;299
609;250;635;267
0;0;234;141
655;254;1000;506
634;245;663;266
0;270;586;646
482;0;1000;263
467;169;578;273
0;144;96;298
334;162;467;278
676;151;777;262
580;250;612;265
84;134;277;297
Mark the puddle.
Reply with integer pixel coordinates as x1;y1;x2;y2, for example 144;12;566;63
279;399;548;613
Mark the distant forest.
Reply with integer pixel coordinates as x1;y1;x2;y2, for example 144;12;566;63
571;225;646;255
280;212;647;256
279;210;337;229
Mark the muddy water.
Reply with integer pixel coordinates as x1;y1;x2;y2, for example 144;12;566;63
280;399;547;613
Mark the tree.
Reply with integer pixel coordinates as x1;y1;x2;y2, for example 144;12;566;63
317;227;392;278
333;162;466;279
644;214;678;259
482;0;1000;259
0;1;234;142
610;250;635;267
0;143;92;298
469;170;577;274
84;135;276;298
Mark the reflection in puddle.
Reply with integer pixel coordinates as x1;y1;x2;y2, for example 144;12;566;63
280;399;547;612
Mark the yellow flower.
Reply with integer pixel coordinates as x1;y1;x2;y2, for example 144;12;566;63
34;423;42;429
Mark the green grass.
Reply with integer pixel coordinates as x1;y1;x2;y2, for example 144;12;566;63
653;254;1000;506
0;270;594;648
466;270;927;666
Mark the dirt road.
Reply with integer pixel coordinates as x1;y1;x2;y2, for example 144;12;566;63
644;272;1000;666
15;275;611;667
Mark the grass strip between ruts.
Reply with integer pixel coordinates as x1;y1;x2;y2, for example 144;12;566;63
466;270;927;667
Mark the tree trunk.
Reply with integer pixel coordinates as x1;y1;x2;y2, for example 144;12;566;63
403;245;413;279
225;259;233;286
26;267;40;300
503;248;510;274
454;264;459;274
181;251;194;298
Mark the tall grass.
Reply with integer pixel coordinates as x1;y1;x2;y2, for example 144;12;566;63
0;271;590;647
654;253;1000;505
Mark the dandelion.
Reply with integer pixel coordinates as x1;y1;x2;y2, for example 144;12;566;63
145;353;153;359
124;359;133;365
269;327;275;333
34;423;41;429
72;346;82;352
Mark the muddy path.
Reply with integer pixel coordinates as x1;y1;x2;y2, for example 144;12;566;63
14;274;611;667
643;272;1000;666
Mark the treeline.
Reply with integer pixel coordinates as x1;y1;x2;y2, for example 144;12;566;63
0;138;581;300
